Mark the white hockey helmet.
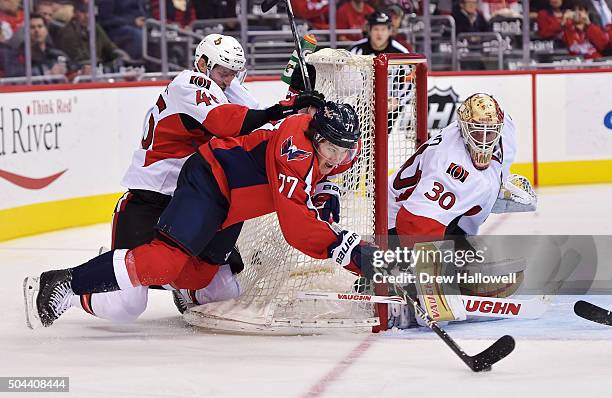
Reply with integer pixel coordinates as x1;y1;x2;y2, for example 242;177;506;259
456;93;504;170
193;34;246;74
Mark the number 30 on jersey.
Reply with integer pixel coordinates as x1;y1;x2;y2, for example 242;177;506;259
424;181;456;210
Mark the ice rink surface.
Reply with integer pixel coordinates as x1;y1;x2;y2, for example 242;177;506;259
2;184;612;398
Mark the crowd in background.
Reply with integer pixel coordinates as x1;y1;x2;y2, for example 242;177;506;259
0;0;611;80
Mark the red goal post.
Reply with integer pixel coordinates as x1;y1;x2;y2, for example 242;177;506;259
373;53;429;332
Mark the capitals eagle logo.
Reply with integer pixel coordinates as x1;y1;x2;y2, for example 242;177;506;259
281;136;312;161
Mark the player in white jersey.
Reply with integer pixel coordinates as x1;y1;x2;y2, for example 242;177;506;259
388;93;516;242
386;93;536;328
70;34;324;323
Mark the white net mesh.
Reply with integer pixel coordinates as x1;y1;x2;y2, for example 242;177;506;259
184;49;424;333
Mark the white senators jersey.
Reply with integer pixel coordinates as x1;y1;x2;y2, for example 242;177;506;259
388;115;517;235
225;77;262;109
121;71;253;195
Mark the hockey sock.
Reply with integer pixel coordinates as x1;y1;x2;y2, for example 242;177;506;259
71;251;120;295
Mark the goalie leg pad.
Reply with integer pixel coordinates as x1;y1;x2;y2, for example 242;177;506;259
413;241;467;322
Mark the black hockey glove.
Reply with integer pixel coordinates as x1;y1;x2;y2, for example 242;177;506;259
265;90;325;121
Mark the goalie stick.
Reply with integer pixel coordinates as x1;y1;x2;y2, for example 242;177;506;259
301;292;552;319
403;292;515;372
574;300;612;326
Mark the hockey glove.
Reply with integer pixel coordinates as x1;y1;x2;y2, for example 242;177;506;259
312;180;341;223
329;230;385;280
265;90;325;121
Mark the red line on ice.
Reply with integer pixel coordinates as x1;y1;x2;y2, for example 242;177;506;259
302;334;377;398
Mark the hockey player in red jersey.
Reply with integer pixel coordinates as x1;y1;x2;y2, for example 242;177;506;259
24;101;383;329
69;33;324;323
387;93;536;328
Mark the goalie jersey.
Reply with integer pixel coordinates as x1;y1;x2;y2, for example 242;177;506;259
121;70;254;195
388;115;517;238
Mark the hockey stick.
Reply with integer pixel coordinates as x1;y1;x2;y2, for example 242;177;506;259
299;289;515;371
403;292;516;372
300;292;552;320
297;291;407;304
574;300;612;326
260;0;312;91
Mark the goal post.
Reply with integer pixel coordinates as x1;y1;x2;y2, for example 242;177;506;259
184;50;429;334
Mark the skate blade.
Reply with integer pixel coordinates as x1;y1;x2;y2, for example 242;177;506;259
23;277;43;329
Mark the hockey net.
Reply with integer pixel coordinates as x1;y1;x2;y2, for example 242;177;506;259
184;49;428;333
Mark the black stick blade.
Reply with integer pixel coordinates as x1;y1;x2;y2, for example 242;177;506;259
469;335;516;372
261;0;281;13
574;300;612;326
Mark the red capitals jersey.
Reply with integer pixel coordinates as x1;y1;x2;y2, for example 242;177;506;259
121;70;250;195
199;114;355;259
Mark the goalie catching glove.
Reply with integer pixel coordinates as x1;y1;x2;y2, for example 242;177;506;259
492;174;537;213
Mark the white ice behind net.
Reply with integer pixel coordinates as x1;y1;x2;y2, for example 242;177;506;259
184;49;419;333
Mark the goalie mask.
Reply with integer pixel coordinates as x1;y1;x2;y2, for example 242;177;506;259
194;34;246;74
310;102;361;167
457;93;504;170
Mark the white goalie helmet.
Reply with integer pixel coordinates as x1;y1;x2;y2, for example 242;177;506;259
194;33;246;74
456;93;504;170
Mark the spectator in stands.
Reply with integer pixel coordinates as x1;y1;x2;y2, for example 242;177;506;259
377;0;420;15
193;0;237;20
97;0;146;60
479;0;522;21
49;0;75;24
453;0;491;34
29;13;72;76
350;10;410;54
531;0;552;14
0;0;23;45
562;0;609;58
337;0;375;41
537;0;573;39
149;0;195;28
54;1;127;72
586;0;611;27
293;0;330;29
35;0;65;40
386;4;413;51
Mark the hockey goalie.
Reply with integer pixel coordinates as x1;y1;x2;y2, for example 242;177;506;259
386;93;539;329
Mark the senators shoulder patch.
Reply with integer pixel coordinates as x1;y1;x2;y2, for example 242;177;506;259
446;162;469;182
281;136;312;162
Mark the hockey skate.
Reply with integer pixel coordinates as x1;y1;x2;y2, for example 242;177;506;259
23;269;74;329
172;289;199;314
